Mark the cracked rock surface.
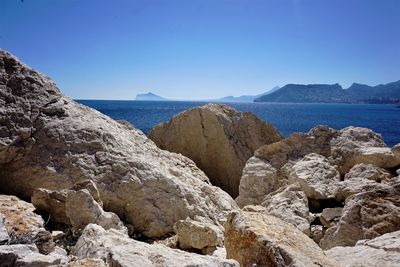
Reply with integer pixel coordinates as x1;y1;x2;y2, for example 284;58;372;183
149;103;282;197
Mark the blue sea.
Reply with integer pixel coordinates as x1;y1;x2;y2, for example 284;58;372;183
76;100;400;147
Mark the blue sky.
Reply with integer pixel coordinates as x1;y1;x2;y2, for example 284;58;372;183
1;0;399;100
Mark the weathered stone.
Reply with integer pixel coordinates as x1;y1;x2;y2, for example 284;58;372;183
32;188;70;225
149;103;282;197
330;127;400;174
174;218;223;252
320;183;400;249
254;125;336;169
288;153;340;200
326;230;400;267
0;244;67;266
73;224;239;267
335;163;395;201
0;195;44;239
224;211;337;267
65;189;127;233
34;229;55;255
310;225;324;244
0;50;237;238
70;180;103;207
235;157;282;207
261;183;312;235
320;207;342;228
345;163;393;182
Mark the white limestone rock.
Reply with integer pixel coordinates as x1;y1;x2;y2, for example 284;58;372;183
0;50;237;238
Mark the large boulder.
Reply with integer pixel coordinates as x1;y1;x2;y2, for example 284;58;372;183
73;224;239;267
0;50;237;238
326;230;400;267
224;211;337;267
330;127;400;174
288;153;340;200
173;218;223;253
149;103;282;197
335;163;394;201
320;182;400;249
235;157;282;207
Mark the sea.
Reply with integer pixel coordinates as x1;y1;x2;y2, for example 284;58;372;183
76;100;400;147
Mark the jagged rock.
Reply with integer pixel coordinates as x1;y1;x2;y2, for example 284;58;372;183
288;153;340;200
320;207;342;228
320;182;400;249
261;183;312;235
237;125;400;210
345;163;393;182
0;213;9;243
335;163;394;201
65;189;127;233
32;186;127;233
326;230;400;267
330;127;400;174
224;211;337;267
73;224;239;267
173;218;223;252
0;50;237;238
149;103;282;197
0;195;44;239
70;180;103;207
235;157;282;207
0;244;67;266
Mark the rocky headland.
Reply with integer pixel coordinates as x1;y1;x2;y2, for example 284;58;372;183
0;49;399;266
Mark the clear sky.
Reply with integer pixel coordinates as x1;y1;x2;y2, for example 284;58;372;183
1;0;399;100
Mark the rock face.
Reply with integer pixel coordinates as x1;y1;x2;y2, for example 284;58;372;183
224;211;337;267
0;195;44;239
326;230;400;267
320;182;400;249
0;50;237;238
149;103;282;197
73;224;239;267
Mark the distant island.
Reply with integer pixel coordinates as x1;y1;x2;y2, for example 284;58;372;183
135;86;280;102
135;92;168;101
254;80;400;104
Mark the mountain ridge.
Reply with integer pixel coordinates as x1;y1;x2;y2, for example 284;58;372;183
254;80;400;104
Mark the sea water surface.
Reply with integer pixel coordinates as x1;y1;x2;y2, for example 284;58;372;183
76;100;400;147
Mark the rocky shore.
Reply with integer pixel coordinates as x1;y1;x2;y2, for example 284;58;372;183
0;49;399;266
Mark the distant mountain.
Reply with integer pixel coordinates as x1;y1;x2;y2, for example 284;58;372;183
213;86;280;102
254;81;400;104
135;92;168;101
